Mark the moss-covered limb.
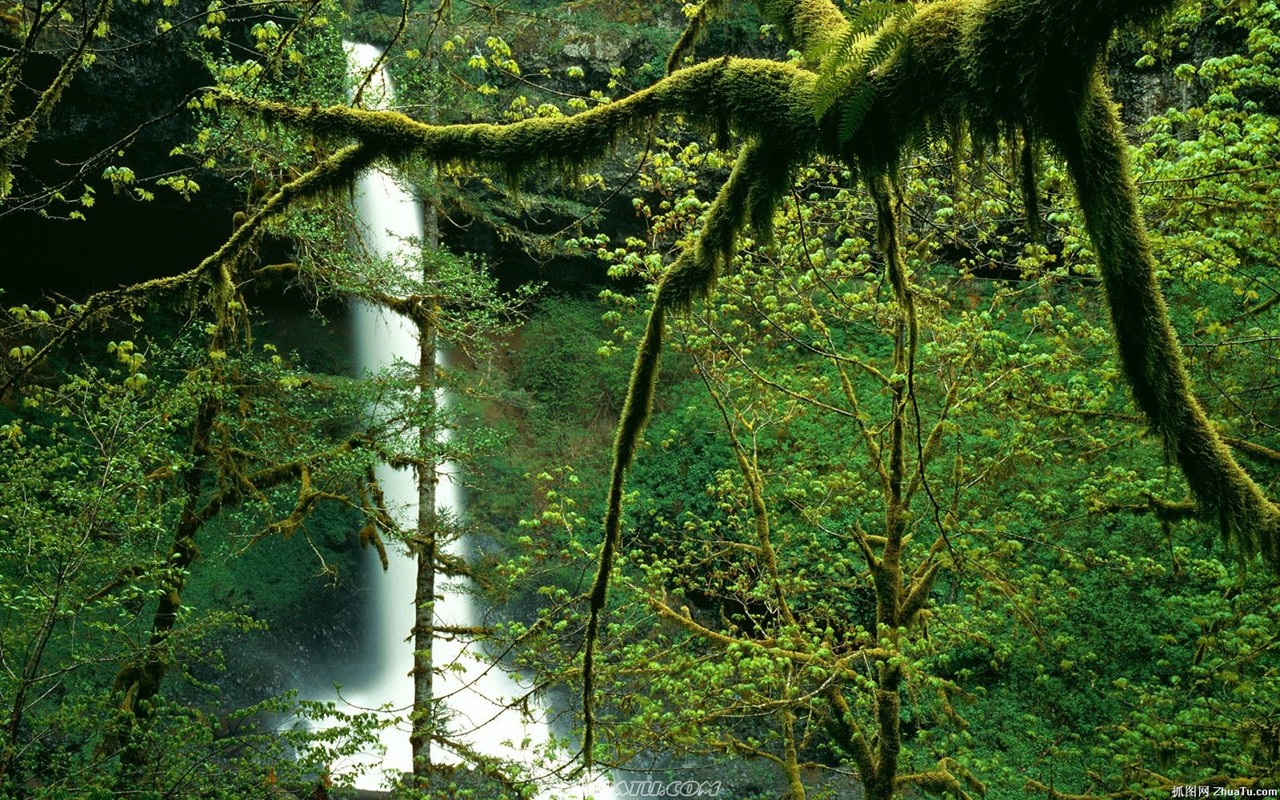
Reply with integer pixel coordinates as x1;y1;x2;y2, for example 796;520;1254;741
838;0;1180;170
223;58;823;181
0;144;376;397
868;171;911;632
1224;436;1280;465
1093;496;1198;523
0;0;113;164
108;392;218;768
753;0;850;60
780;705;807;800
868;676;903;799
648;597;894;674
716;737;784;769
897;758;985;799
1019;126;1042;242
662;136;804;311
0;561;63;785
424;733;531;797
824;687;876;787
869;173;917;382
904;348;974;504
583;300;662;765
701;317;865;420
201;141;380;288
1051;76;1280;569
863;172;914;799
666;0;732;74
111;260;243;760
584;135;807;761
697;355;797;628
850;524;883;574
1024;780;1132;800
899;560;941;627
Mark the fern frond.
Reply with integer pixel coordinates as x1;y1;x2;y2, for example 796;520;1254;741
806;1;892;65
840;83;877;142
811;1;916;140
862;29;906;73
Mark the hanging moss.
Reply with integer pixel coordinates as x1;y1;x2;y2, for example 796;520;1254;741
228;0;1280;767
1049;73;1280;565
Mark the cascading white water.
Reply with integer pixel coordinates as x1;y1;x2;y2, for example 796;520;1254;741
334;43;614;798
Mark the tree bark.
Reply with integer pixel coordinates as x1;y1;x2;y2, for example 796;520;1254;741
410;110;442;783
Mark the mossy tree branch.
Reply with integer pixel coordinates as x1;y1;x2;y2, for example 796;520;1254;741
220;57;825;181
1049;74;1280;567
214;0;1280;781
0;0;114;169
0;142;379;397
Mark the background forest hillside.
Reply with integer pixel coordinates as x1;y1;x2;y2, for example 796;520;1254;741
2;0;1280;798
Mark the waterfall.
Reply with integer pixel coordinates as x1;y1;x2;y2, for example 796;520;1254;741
333;42;614;799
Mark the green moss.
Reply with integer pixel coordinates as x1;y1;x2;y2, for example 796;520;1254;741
227;0;1280;759
225;58;823;181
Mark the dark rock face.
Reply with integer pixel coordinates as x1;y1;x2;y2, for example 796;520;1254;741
2;2;240;298
3;192;238;298
1108;18;1245;126
1111;61;1199;126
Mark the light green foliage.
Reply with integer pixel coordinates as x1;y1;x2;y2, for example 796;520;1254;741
487;25;1280;782
1131;0;1280;442
0;318;383;796
6;0;1280;795
218;0;1280;758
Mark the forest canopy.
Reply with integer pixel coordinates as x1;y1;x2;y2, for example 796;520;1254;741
3;0;1280;796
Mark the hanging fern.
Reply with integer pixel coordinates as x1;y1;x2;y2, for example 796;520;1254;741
811;1;915;139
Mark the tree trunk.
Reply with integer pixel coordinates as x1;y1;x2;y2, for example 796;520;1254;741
410;147;441;783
